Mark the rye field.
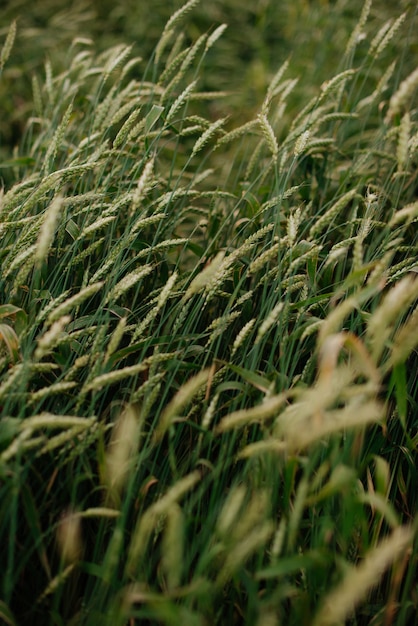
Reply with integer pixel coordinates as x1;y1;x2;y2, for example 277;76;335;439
0;1;417;624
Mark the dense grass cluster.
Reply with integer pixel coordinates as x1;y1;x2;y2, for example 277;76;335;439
0;1;417;624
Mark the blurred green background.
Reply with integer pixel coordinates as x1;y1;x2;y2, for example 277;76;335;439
1;0;416;161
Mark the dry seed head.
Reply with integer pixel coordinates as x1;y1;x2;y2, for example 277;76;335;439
255;302;284;344
34;290;70;326
275;78;299;115
207;310;241;345
131;371;165;403
112;106;142;148
310;189;358;239
83;361;148;393
388;259;418;282
245;139;264;180
294;130;311;157
389;200;418;227
161;504;184;590
385;67;418;123
42;104;73;174
47;282;103;325
370;13;406;59
270;517;287;559
132;157;155;211
105;316;127;362
287;206;302;245
159;43;189;84
81;215;116;237
1;20;16;70
1;429;34;464
386;305;418;369
318;332;380;387
345;0;372;57
4;243;36;279
29;381;77;403
286;244;320;276
232;490;271;543
104;405;140;496
209;224;275;295
64;354;90;381
156;0;200;64
217;119;258;148
217;522;273;586
172;33;207;90
0;363;24;402
156;187;196;211
157;268;178;310
319;69;356;103
35;315;71;361
201;392;220;431
367;275;418;360
153;473;201;516
301;137;334;153
248;243;279;275
39;425;86;457
137;380;162;420
313;525;413;626
103;44;132;79
409;130;418;155
104;265;153;305
318;295;361;347
56;509;83;564
127;471;200;573
24;413;95;431
120;56;142;81
301;319;323;342
37;565;75;604
353;235;364;273
282;401;382;452
257;113;278;162
93;84;119;131
368;20;393;58
231;318;256;357
131;213;165;236
206;23;227;52
216;485;247;538
185;252;225;299
192;117;227;156
262;59;290;115
396;112;411;171
367;250;393;287
233;290;254;308
155;369;210;440
216;393;287;434
127;510;159;574
165;80;197;123
155;29;177;66
163;0;200;33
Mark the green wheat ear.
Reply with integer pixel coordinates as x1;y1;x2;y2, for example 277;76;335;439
0;20;16;72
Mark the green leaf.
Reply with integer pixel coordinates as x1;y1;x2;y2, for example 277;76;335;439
391;362;407;430
144;104;164;133
0;324;20;363
0;601;17;626
256;550;328;580
0;157;35;169
222;362;271;392
65;218;80;240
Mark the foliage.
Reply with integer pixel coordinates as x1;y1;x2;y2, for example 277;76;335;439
0;1;417;624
